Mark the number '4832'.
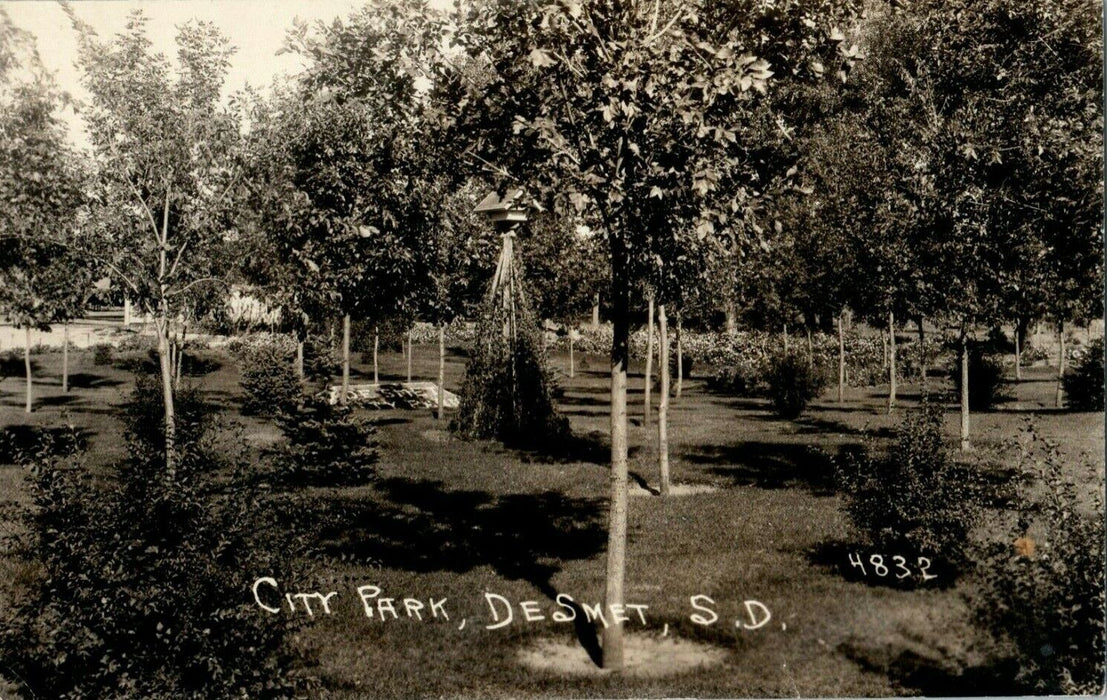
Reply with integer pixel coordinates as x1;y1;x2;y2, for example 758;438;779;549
847;552;938;582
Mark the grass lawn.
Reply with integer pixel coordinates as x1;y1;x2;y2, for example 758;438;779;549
0;342;1102;698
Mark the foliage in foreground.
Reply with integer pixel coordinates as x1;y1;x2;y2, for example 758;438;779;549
971;424;1105;694
0;379;306;699
836;403;979;570
1062;337;1104;411
765;350;828;418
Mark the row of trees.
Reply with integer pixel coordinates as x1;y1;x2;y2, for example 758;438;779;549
0;0;1100;673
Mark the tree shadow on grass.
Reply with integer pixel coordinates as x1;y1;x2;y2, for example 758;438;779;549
55;372;125;390
288;476;608;664
684;441;836;495
793;415;896;440
842;639;1023;696
513;429;641;466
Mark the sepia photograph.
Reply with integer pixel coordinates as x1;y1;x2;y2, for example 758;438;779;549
0;0;1103;697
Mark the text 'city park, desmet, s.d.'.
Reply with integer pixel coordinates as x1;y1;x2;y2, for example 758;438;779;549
252;578;774;633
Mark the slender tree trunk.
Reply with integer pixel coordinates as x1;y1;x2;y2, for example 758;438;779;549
62;321;70;393
174;338;183;388
24;326;32;413
437;323;446;421
156;322;177;475
837;314;846;404
917;317;928;394
407;328;413;383
783;323;789;353
960;323;970;451
592;293;601;328
174;322;186;388
603;256;630;671
123;297;131;327
658;305;671;497
644;296;654;429
887;311;897;413
569;331;575;379
1056;319;1066;408
675;312;683;399
881;329;888;371
295;339;304;380
806;326;813;363
340;314;351;406
373;327;379;385
1014;321;1022;382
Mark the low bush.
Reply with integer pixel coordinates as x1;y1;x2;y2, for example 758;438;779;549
765;350;827;418
271;396;378;487
1062;337;1103;411
1020;343;1049;366
240;344;302;417
950;344;1011;410
0;424;88;465
92;342;113;366
0;375;306;698
970;425;1104;693
835;403;979;572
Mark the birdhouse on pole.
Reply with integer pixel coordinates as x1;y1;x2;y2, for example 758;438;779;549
473;188;528;226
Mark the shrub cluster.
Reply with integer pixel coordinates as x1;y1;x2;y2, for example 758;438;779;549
970;425;1105;693
0;376;305;699
239;343;302;417
270;396;378;487
835;403;979;571
950;344;1012;410
1062;337;1103;411
765;350;828;418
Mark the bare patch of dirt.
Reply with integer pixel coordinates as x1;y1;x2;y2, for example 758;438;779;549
517;634;728;677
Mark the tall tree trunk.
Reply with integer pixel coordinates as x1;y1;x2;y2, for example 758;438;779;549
123;297;132;327
725;303;737;335
24;326;32;413
437;323;446;421
1013;321;1022;382
783;323;789;353
806;326;813;363
295;338;304;380
658;305;671;497
603;255;630;671
644;296;654;429
837;314;845;404
62;321;70;393
373;327;379;385
675;312;683;399
1056;319;1066;408
569;331;575;379
407;328;413;383
960;323;970;451
887;311;897;413
340;314;351;406
917;317;928;394
592;293;601;327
